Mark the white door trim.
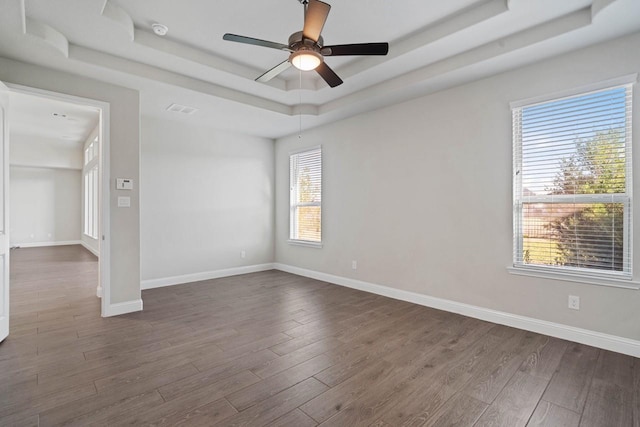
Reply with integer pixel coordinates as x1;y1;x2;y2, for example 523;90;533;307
0;80;9;342
6;83;112;317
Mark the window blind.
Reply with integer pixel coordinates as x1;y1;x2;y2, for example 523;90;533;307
290;147;322;243
513;84;633;277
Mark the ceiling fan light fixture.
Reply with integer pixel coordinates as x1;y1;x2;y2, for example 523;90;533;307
290;50;322;71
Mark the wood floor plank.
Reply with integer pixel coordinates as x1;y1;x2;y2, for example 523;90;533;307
39;389;164;427
422;391;487;427
312;321;425;388
0;382;97;420
592;349;635;391
300;359;393;423
464;332;549;404
635;358;640;427
378;333;502;426
580;378;633;427
219;378;328;427
164;397;238;426
378;380;458;426
2;246;635;426
253;338;343;379
110;370;260;426
227;354;335;411
438;317;494;351
519;337;568;380
314;345;451;426
474;371;548;427
526;400;581;427
159;349;278;401
541;342;599;413
0;409;40;427
267;409;318;427
96;362;200;397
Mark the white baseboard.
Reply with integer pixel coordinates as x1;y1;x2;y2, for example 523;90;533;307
273;263;640;358
103;299;143;317
80;241;100;257
12;240;82;248
141;263;275;290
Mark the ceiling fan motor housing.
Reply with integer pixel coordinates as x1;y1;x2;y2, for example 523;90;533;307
288;31;323;49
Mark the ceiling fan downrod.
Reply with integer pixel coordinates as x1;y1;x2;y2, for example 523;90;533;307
298;0;309;15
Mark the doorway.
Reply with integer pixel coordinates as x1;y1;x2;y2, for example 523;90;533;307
6;84;111;318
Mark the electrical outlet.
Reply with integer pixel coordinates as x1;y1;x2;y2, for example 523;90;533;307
241;250;246;259
352;260;357;270
568;295;580;310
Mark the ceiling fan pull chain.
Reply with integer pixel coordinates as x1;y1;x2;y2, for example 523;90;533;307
298;68;303;139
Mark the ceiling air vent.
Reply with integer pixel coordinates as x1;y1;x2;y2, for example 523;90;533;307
166;103;198;115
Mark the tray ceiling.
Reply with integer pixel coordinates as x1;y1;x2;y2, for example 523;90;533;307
0;0;638;138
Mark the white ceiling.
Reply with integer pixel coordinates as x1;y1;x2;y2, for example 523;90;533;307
9;91;100;148
0;0;638;138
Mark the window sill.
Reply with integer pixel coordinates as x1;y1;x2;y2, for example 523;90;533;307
507;266;640;290
287;240;323;249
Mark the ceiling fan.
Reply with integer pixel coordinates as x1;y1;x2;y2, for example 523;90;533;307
223;0;389;88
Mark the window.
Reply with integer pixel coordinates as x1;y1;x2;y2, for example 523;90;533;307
513;82;633;279
290;147;322;245
83;137;99;239
84;138;97;165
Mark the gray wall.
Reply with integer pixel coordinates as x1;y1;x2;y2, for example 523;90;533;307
0;56;140;306
10;166;81;246
9;131;82;246
275;31;640;341
140;117;274;281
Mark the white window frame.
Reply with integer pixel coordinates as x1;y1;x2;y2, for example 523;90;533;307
83;137;99;240
288;146;322;248
509;75;638;288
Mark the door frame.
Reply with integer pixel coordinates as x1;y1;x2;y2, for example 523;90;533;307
1;80;9;341
6;83;112;317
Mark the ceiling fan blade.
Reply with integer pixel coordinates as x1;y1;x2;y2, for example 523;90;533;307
223;33;291;51
315;62;343;88
256;60;292;83
303;0;331;42
321;43;389;56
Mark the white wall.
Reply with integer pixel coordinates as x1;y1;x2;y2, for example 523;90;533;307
141;117;274;282
10;166;81;246
0;56;141;308
275;31;640;341
9;131;82;247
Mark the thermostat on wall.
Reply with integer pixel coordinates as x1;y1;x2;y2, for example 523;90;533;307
116;178;133;190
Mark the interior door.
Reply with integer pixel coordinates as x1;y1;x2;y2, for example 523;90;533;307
0;81;9;342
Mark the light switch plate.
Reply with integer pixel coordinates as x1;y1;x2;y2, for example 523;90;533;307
117;196;131;208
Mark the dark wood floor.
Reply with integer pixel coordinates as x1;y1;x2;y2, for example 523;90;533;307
1;246;638;426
